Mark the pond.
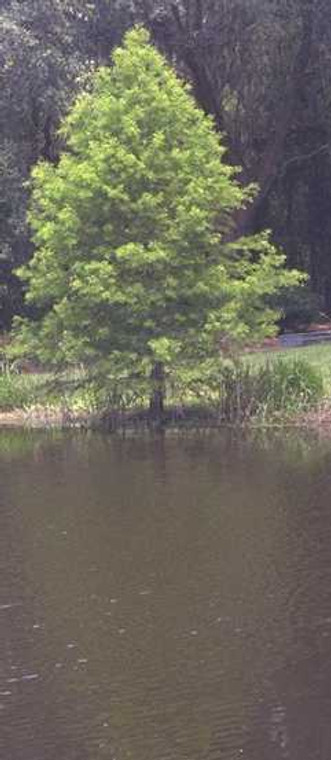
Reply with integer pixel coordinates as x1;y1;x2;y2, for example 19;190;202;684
1;428;331;759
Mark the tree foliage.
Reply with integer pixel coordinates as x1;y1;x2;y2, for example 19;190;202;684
0;0;131;328
15;28;301;392
0;0;83;327
2;1;331;329
135;0;331;306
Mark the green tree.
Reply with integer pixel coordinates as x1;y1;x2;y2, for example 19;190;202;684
0;0;135;329
135;1;331;310
15;27;302;415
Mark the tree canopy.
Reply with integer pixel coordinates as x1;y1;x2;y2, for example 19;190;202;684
15;27;301;395
2;1;331;329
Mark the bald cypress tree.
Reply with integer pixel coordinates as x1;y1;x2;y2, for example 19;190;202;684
15;27;301;414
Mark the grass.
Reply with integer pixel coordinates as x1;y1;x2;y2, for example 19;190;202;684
0;372;49;411
1;341;331;428
0;368;95;417
245;342;331;392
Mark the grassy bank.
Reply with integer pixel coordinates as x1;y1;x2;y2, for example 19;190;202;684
0;342;330;430
246;342;331;392
0;368;96;428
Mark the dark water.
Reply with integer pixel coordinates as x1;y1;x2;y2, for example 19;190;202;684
1;429;331;760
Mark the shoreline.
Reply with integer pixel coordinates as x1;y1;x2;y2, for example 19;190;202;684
0;408;90;429
1;403;331;432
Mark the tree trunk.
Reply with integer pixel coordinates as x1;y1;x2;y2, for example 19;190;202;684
228;0;315;240
149;361;165;421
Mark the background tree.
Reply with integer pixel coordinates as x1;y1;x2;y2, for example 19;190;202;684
133;0;331;310
0;0;82;328
0;0;131;329
15;28;301;413
2;0;331;328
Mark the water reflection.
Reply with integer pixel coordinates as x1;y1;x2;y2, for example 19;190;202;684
1;429;331;758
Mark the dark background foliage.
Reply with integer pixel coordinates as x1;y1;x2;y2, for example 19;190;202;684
1;0;331;330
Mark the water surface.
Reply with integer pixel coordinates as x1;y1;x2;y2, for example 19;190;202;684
1;429;331;759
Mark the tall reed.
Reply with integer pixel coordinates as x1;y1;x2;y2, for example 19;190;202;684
219;358;324;423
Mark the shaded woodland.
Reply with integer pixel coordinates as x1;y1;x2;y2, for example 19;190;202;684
2;0;331;330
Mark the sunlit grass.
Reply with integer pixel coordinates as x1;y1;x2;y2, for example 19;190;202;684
1;341;331;427
245;341;331;392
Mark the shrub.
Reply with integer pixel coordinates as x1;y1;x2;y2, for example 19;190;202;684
219;357;324;422
0;374;42;411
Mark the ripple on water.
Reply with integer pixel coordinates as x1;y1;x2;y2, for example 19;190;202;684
1;432;331;758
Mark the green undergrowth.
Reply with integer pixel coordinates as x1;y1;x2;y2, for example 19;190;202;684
0;348;328;428
0;372;47;411
246;342;331;392
218;357;325;424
